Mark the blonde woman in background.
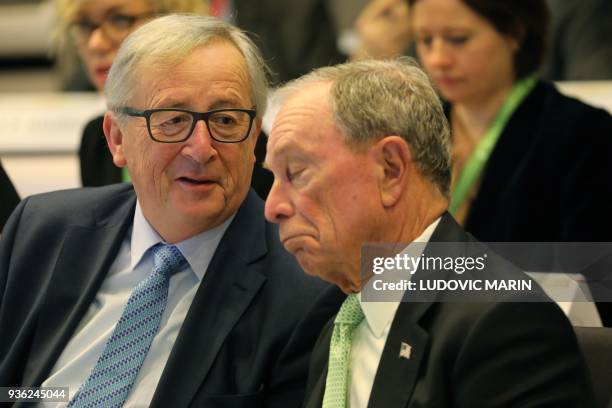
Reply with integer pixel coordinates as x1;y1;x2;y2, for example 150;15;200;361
54;0;207;187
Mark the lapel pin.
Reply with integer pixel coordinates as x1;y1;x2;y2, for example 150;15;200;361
399;342;412;360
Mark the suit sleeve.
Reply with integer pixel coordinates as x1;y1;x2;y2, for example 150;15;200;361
560;107;612;242
452;301;596;408
0;197;28;386
264;286;344;408
0;197;27;307
0;162;20;232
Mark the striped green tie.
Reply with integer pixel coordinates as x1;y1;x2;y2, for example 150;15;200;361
322;293;364;408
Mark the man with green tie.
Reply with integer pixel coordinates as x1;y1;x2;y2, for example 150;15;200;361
263;57;596;407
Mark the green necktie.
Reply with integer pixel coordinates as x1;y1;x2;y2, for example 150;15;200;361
322;293;365;408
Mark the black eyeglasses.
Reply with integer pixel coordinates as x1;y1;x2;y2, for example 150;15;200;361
117;107;257;143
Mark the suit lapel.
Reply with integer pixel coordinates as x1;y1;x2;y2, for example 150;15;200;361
151;191;268;407
303;319;334;408
302;300;434;408
368;213;470;407
366;302;431;408
22;187;136;387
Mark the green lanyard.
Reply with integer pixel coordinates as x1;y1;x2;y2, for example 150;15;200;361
122;167;131;183
449;75;537;214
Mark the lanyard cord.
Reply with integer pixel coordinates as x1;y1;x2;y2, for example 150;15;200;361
449;75;537;214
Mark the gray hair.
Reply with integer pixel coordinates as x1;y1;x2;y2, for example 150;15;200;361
105;14;269;118
276;57;451;197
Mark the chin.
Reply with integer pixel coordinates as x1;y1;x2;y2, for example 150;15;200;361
306;262;360;293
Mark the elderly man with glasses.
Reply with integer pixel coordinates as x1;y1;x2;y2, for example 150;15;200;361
0;15;337;408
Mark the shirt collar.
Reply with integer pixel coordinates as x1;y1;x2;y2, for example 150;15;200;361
130;200;235;281
358;217;441;338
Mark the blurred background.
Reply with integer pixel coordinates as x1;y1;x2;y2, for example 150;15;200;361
0;0;611;199
1;0;612;328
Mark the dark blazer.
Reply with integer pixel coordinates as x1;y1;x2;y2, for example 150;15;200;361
304;214;596;408
0;184;339;407
78;116;122;187
78;116;274;199
0;162;19;232
460;80;612;243
452;80;612;324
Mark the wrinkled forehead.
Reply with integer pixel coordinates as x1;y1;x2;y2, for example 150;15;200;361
268;83;345;161
128;42;252;108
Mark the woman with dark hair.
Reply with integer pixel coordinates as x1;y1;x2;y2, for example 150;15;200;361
409;0;612;323
0;161;20;231
409;0;612;240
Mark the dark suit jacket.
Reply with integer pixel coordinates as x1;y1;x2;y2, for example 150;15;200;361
0;162;19;232
233;0;344;84
0;184;339;407
79;116;274;199
304;214;596;407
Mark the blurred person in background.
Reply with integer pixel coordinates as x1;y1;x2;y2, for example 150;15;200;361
544;0;612;80
232;0;347;84
54;0;209;189
352;0;612;80
349;0;411;61
0;160;19;232
408;0;612;323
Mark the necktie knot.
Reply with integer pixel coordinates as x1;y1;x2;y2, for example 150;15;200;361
68;243;185;408
334;293;364;326
152;244;185;277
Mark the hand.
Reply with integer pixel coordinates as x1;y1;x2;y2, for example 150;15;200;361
351;0;412;61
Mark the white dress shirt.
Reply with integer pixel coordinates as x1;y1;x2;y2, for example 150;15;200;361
349;218;440;408
41;201;234;407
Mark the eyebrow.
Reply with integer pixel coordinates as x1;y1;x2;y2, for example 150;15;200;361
148;97;249;111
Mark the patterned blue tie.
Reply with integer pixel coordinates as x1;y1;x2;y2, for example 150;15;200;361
68;244;185;408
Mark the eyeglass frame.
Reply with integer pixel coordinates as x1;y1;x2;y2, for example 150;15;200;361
69;11;156;44
116;107;258;144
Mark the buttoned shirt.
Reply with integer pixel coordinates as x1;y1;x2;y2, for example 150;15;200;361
349;218;440;407
41;201;234;407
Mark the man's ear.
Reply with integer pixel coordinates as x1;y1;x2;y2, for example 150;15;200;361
103;111;127;168
373;136;412;207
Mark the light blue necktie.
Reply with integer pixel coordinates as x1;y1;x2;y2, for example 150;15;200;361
68;244;185;408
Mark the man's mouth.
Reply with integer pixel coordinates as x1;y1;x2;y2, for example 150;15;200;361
177;176;216;186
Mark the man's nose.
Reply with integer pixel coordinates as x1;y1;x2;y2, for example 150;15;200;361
181;120;217;163
264;180;294;223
